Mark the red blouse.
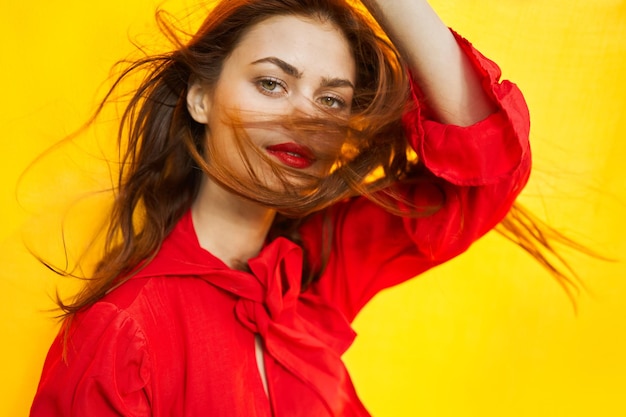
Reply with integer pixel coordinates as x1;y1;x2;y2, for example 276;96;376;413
30;34;531;417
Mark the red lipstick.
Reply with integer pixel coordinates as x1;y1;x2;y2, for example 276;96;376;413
266;143;316;169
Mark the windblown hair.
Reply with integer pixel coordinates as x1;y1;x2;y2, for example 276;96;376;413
56;0;413;315
52;0;588;316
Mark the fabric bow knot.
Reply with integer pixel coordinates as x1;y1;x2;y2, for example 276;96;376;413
137;213;360;416
233;238;358;416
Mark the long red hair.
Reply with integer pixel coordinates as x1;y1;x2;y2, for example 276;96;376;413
53;0;415;315
48;0;589;316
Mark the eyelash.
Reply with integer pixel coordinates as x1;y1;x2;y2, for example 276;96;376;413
318;94;346;110
256;77;287;96
255;77;347;110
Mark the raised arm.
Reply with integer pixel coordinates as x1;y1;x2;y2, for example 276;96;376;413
303;2;531;322
361;0;497;125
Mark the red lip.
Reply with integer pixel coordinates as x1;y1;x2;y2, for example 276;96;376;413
266;143;316;169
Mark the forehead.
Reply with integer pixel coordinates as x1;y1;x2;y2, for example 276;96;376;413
231;14;356;82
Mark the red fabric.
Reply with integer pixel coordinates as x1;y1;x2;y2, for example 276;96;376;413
30;33;531;417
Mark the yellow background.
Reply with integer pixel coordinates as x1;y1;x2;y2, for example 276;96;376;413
1;0;625;415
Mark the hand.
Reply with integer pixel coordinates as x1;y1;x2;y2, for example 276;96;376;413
360;0;498;125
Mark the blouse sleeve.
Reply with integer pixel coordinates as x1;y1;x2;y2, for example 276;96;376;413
302;31;531;322
30;303;151;416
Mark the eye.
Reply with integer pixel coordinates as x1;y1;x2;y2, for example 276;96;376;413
318;94;346;110
260;79;278;91
256;77;286;95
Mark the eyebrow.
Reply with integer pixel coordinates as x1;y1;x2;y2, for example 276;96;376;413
252;57;302;78
251;56;355;90
320;77;354;90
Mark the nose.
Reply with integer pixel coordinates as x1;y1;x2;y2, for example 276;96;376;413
287;91;319;116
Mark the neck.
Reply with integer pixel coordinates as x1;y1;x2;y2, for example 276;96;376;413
191;177;276;270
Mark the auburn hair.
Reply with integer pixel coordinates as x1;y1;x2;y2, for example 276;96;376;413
51;0;589;316
54;0;415;315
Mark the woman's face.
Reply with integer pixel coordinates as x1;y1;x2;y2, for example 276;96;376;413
187;14;356;190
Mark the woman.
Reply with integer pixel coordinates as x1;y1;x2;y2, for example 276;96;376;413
30;0;530;415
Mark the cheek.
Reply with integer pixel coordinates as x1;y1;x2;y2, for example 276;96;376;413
205;86;244;140
215;75;266;107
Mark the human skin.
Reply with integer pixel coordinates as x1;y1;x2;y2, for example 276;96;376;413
186;0;499;271
188;15;355;191
186;16;358;390
186;14;356;270
185;2;501;394
361;0;498;125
